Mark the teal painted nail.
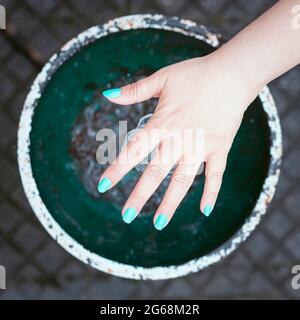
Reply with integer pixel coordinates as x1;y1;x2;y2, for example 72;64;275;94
102;88;121;99
203;204;212;217
154;214;168;231
123;207;137;224
97;177;111;193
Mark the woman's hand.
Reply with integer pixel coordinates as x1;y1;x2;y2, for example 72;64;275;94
98;53;261;230
97;0;300;230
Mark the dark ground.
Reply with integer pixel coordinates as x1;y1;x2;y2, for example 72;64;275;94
0;0;300;299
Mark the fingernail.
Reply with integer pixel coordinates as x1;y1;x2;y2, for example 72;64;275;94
203;204;213;217
123;207;137;224
102;88;121;99
154;214;168;231
97;177;112;193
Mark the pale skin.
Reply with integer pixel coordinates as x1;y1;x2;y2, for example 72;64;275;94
99;0;300;230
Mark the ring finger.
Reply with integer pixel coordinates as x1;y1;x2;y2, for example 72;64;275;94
121;140;181;223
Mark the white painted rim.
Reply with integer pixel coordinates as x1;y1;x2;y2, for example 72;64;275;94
17;14;282;280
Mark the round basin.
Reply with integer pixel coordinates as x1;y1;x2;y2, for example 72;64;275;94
17;15;282;280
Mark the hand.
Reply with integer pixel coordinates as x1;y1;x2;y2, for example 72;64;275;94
98;53;261;230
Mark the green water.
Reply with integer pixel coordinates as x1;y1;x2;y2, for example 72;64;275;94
30;29;270;267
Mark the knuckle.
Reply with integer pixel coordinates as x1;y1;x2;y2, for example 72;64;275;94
147;164;166;183
173;173;193;188
128;81;140;100
206;170;223;181
108;165;123;180
151;110;164;125
127;140;142;159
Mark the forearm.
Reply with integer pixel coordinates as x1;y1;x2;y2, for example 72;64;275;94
215;0;300;88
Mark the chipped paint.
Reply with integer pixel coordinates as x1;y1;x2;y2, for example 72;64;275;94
17;14;282;280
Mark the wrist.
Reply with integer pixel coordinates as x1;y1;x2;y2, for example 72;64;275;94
211;44;267;93
199;47;264;114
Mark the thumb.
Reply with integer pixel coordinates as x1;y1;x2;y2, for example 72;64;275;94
102;70;166;105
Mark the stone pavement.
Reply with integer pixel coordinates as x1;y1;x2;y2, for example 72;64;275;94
0;0;300;299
